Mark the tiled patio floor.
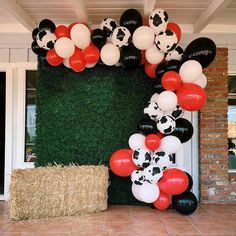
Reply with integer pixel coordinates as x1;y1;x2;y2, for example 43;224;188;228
0;202;236;236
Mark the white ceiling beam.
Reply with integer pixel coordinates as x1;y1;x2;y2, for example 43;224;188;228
0;0;37;31
143;0;156;23
194;0;232;33
71;0;89;25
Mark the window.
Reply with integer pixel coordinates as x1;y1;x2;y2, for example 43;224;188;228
228;75;236;171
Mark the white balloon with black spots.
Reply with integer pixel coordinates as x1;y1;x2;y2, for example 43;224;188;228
155;30;178;53
150;93;159;103
132;148;152;168
111;26;131;48
152;151;174;170
143;164;163;184
131;169;145;185
36;29;56;50
157;115;176;134
165;45;184;61
100;18;117;37
164;105;185;120
144;101;164;121
149;9;169;35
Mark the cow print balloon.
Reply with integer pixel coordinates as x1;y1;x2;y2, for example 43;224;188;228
143;164;163;184
100;18;117;37
164;105;185;120
165;45;184;61
152;151;174;170
149;9;168;35
131;169;145;185
111;26;131;47
36;29;56;50
144;101;164;121
157;115;176;134
132;148;152;168
155;30;178;53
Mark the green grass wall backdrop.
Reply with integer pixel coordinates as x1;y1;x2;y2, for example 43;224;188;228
35;60;153;204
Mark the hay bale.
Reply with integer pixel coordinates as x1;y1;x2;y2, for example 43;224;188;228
9;165;108;221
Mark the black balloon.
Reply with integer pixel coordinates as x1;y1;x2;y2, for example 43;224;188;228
172;191;198;215
39;19;56;32
138;116;158;134
32;28;39;40
185;172;193;191
120;9;142;34
91;29;106;49
153;80;165;94
166;60;181;72
183;37;216;68
120;44;141;68
31;41;47;56
169;118;193;143
155;62;166;80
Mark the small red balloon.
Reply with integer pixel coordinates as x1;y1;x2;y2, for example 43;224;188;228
83;44;100;64
46;49;63;66
158;168;189;195
109;149;138;177
153;191;170;210
145;134;161;150
55;25;70;39
140;50;146;65
69;48;86;72
144;62;158;79
177;83;206;111
162;71;181;91
167;22;181;42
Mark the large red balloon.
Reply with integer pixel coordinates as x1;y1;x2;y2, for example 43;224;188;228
83;44;100;64
69;48;86;72
109;149;138;177
55;25;70;38
162;71;181;91
177;83;206;111
46;49;63;66
158;168;189;195
144;62;158;79
153;191;170;210
167;22;181;42
145;134;161;150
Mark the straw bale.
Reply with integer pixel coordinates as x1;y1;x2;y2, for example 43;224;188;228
9;165;108;221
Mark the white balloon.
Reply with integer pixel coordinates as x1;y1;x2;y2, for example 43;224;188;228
131;183;143;201
128;133;146;150
54;37;75;59
63;58;71;68
160;136;182;154
100;43;120;66
165;45;184;61
157;91;178;111
179;60;203;83
194;73;207;88
149;9;168;35
145;44;164;64
131;169;145;185
70;23;91;49
86;63;96;68
111;26;131;48
139;182;160;203
132;26;155;50
143;164;163;184
150;93;159;103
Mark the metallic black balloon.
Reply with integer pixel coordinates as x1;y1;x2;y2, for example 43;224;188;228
31;41;47;56
91;29;106;49
165;60;181;72
138;116;158;134
185;172;193;191
120;9;142;34
168;118;193;143
120;44;141;68
39;19;56;32
172;191;198;215
153;80;165;94
32;28;39;40
155;62;166;80
183;37;216;68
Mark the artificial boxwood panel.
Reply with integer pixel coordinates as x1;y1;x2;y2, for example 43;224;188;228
35;60;153;204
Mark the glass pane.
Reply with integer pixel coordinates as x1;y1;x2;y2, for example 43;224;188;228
25;70;37;162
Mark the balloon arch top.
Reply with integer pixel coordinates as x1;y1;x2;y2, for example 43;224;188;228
31;8;216;215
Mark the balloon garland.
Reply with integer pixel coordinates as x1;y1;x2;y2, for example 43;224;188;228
31;7;216;215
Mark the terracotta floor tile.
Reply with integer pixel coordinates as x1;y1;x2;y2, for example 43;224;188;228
187;214;217;223
162;222;200;234
213;213;236;223
158;210;189;223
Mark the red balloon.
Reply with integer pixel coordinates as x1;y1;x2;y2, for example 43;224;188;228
144;62;158;79
55;25;70;38
153;191;170;210
158;168;189;195
109;149;138;177
162;71;181;91
156;132;164;139
68;22;78;33
167;22;181;42
145;134;161;150
69;48;86;72
140;50;146;65
46;49;63;66
83;44;100;64
177;83;206;111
